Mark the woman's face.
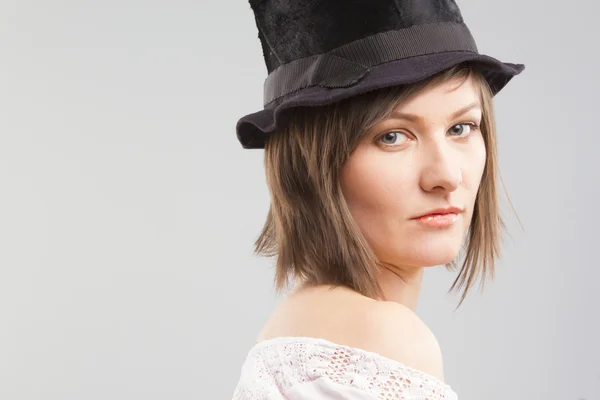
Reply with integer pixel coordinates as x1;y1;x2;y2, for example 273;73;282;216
340;75;486;268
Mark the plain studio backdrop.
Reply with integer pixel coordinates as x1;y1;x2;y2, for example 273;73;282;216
0;1;598;399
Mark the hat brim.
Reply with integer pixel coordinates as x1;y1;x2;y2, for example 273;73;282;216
236;51;525;149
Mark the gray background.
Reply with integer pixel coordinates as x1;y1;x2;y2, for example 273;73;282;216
0;1;598;399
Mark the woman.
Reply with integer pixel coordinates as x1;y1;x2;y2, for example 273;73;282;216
232;0;525;399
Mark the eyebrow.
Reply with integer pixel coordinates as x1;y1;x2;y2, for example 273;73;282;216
389;101;482;123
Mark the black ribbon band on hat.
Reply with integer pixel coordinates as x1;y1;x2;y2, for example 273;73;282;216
263;22;478;107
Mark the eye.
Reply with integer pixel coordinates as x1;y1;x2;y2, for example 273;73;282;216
378;131;409;146
448;123;479;137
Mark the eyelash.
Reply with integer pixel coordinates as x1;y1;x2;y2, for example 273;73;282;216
376;122;480;147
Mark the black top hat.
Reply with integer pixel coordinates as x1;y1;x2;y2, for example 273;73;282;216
236;0;525;149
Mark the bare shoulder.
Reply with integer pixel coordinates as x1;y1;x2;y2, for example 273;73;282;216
256;285;445;382
256;284;373;344
356;301;445;382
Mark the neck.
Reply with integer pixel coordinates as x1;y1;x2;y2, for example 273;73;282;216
375;264;424;312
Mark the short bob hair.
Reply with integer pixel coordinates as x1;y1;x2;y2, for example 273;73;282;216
255;62;515;308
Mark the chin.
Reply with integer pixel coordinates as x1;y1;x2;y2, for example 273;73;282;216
382;239;463;268
415;253;458;267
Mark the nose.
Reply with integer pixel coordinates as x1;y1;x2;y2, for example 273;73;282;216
419;141;463;194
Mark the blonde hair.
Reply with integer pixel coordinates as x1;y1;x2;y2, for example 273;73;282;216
255;63;514;308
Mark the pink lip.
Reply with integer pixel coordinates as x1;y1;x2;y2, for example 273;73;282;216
414;213;459;228
412;207;463;219
411;207;462;228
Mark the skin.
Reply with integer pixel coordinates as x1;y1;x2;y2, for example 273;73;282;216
340;75;486;311
256;75;487;383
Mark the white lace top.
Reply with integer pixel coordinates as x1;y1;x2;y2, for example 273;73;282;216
232;336;458;400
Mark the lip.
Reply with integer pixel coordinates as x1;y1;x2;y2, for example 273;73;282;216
412;206;463;219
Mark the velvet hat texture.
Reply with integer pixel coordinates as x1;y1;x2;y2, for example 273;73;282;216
236;0;525;149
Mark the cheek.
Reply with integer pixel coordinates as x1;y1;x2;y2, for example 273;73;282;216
460;136;487;230
340;148;413;241
467;135;487;189
341;149;408;210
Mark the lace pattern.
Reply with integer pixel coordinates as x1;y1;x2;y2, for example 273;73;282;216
232;336;458;400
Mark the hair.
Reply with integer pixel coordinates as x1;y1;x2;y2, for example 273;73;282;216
255;62;516;308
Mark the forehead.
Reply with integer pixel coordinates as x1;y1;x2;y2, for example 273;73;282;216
396;75;481;116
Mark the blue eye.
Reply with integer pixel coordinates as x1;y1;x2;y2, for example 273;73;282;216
449;123;478;137
379;131;408;145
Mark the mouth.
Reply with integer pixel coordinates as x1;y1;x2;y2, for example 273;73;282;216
412;207;463;220
413;213;459;228
411;207;463;228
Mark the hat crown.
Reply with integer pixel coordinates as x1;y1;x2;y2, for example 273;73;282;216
249;0;465;74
